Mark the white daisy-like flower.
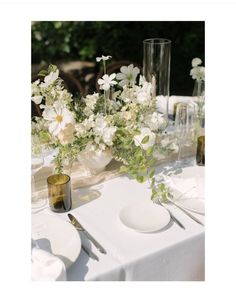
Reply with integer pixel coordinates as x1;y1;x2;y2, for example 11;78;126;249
133;127;156;151
116;64;140;87
191;57;202;67
42;101;75;136
40;70;59;88
98;73;117;91
96;55;112;62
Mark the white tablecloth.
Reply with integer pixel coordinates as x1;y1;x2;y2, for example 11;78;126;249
32;157;204;281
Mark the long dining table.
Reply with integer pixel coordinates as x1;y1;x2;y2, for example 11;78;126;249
32;154;205;281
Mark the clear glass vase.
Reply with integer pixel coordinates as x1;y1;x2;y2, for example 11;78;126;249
193;79;205;120
193;80;205;165
143;38;171;127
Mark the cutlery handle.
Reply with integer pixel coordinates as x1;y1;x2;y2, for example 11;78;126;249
82;245;99;261
83;230;107;254
158;201;185;230
173;202;204;226
168;210;185;230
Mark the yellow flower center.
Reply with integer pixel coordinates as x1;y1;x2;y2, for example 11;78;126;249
55;115;63;123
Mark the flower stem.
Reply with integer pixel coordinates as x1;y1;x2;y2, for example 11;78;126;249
103;61;106;75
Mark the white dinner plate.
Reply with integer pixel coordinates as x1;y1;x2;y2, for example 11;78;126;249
32;213;81;268
174;197;205;215
168;165;205;214
170;166;205;198
119;202;171;233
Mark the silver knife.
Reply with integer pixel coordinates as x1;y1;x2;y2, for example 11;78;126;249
68;213;107;254
81;245;99;261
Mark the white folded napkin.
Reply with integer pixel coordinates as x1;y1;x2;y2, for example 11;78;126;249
31;246;67;281
156;95;197;115
164;175;200;199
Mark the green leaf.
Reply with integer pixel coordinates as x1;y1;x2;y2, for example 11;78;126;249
150;178;156;188
151;190;158;201
140;166;147;173
38;69;48;77
136;175;145;183
146;146;154;156
149;169;156;179
158;183;166;191
141;135;149;144
149;158;156;167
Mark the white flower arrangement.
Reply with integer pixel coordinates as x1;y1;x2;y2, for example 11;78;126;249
31;58;176;202
190;57;205;82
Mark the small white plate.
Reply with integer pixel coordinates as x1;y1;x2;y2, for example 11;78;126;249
32;213;81;268
119;202;171;233
175;197;205;215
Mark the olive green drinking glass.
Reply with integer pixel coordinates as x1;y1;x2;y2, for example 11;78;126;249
47;174;72;213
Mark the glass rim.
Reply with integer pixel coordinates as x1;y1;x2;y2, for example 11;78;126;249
143;38;171;45
47;174;70;185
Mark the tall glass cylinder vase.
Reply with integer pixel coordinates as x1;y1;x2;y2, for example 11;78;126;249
192;79;205;143
143;38;171;127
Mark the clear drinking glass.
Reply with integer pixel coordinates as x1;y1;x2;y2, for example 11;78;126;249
174;103;190;167
143;38;171;127
31;154;47;211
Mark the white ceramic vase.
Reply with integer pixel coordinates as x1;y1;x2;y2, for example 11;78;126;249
78;149;112;175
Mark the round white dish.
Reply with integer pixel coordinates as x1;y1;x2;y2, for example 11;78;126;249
175;197;205;215
32;213;81;269
119;202;171;233
169;165;205;215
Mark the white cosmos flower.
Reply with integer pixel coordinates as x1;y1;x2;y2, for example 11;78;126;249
98;74;117;91
102;126;117;146
31;95;43;105
134;127;156;151
42;101;75;136
191;57;202;67
116;64;140;86
96;55;112;62
40;70;59;88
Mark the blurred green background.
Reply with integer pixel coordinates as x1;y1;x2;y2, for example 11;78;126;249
32;21;204;96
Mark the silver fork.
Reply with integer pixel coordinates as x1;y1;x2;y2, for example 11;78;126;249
157;199;185;230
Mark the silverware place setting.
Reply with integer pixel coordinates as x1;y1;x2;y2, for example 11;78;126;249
68;213;107;261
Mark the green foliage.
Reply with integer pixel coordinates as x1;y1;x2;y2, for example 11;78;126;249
114;128;172;203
